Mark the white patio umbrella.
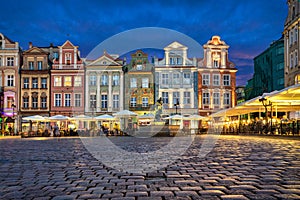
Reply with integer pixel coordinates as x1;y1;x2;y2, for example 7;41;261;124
163;114;183;120
113;110;137;117
49;115;70;120
23;115;47;121
184;114;206;120
71;114;93;120
95;114;115;121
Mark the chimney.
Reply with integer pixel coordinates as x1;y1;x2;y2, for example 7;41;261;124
29;42;32;49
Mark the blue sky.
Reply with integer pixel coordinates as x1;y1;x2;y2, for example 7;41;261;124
1;0;287;86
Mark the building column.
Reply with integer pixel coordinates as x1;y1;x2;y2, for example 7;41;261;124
165;51;169;65
221;50;226;68
59;48;62;69
97;74;101;112
108;72;112;112
207;50;212;68
120;72;124;111
85;73;89;112
74;48;77;69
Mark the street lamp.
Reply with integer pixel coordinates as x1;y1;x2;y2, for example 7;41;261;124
259;97;273;134
174;100;179;114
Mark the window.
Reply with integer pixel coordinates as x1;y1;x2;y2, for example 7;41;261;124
223;93;230;105
113;74;120;86
202;74;210;86
41;97;47;108
177;57;182;65
38;61;43;70
32;78;38;88
41;78;47;89
65;94;71;107
29;61;34;70
295;74;300;85
290;54;294;68
23;97;29;108
90;95;96;108
295;51;298;67
54;76;62;86
136;64;142;70
173;92;180;105
213;60;219;68
183;92;191;104
142;78;149;88
7;57;14;66
64;76;72;87
213;74;220;86
101;95;108;108
74;94;81;107
213;93;220;105
113;95;119;109
89;75;96;86
162;73;169;85
101;74;108;85
32;97;38;108
203;92;210;104
183;73;191;84
173;73;180;85
223;75;230;86
7;97;13;108
65;53;71;65
130;97;137;107
23;78;29;89
55;94;62;107
53;52;59;59
169;57;182;65
162;92;169;104
0;56;2;66
130;78;137;88
142;97;149;107
74;76;82;87
7;75;14;86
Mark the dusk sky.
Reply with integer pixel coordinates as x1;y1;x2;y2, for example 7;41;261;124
1;0;287;86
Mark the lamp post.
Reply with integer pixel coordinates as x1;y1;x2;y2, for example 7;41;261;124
174;100;179;114
259;97;273;134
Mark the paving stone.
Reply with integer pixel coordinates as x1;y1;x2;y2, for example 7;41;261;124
220;194;249;200
150;190;174;197
125;191;148;197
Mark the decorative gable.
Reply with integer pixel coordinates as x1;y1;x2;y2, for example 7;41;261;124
164;41;188;50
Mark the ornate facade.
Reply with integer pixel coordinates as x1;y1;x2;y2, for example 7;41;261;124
198;36;237;116
284;0;300;87
85;51;124;116
50;40;84;117
0;33;21;133
154;42;198;117
123;50;154;115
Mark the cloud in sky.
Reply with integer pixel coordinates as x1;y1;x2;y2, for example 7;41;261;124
1;0;287;86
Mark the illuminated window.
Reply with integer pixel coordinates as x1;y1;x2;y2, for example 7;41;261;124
74;76;82;87
54;76;62;87
64;76;72;87
130;78;137;88
142;78;149;88
295;74;300;85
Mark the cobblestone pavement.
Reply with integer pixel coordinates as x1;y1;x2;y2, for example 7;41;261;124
0;135;300;200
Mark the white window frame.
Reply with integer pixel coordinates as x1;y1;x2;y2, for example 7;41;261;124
113;74;120;86
213;74;220;86
173;92;180;105
65;93;71;107
130;78;137;88
183;92;191;104
23;78;29;89
89;75;96;86
142;78;149;88
223;93;230;105
54;94;62;107
54;76;62;87
202;74;210;86
38;61;43;70
41;78;47;89
130;97;137;107
223;74;230;86
90;94;97;108
213;93;220;105
162;73;169;85
32;97;38;108
142;97;149;107
74;94;81;107
173;73;180;85
7;75;14;87
203;92;210;105
74;76;82;87
7;57;14;66
41;97;47;108
101;94;108;108
101;74;108;86
113;94;119;109
32;78;38;88
23;97;29;108
162;92;169;104
29;61;34;70
64;76;72;87
183;73;191;85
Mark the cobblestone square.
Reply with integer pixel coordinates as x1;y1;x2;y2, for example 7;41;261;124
0;135;300;199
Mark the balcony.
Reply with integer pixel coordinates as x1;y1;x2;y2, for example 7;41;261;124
52;64;84;70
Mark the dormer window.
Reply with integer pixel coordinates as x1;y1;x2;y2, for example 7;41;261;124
213;53;220;68
65;53;71;65
136;64;142;70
